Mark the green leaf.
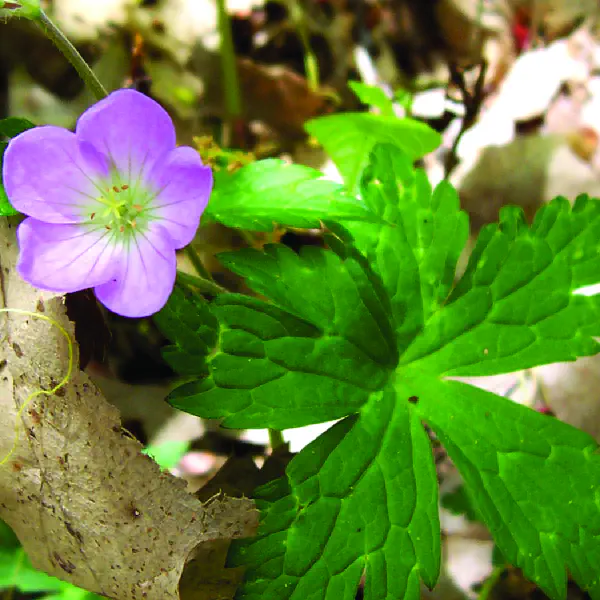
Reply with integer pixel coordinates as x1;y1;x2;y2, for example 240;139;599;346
0;116;35;139
305;113;441;192
401;371;600;599
0;547;64;593
205;159;381;231
349;144;468;351
0;117;34;216
441;485;482;524
153;286;218;376
167;241;397;429
229;384;440;600
348;81;394;116
400;195;600;376
167;143;600;600
143;440;190;470
0;0;41;19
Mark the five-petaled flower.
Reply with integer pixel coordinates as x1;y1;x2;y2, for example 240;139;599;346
3;89;213;317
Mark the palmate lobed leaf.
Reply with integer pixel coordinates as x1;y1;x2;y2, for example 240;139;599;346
160;143;600;600
167;241;397;429
228;384;440;600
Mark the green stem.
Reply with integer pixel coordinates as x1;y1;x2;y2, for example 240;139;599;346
184;245;214;281
215;0;242;119
36;9;107;101
176;271;228;296
287;0;319;90
478;565;504;600
268;428;285;451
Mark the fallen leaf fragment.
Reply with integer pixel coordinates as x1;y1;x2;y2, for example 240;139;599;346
0;217;257;600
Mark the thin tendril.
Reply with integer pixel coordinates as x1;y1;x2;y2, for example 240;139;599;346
0;309;74;466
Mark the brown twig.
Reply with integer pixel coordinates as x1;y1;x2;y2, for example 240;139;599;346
443;60;488;179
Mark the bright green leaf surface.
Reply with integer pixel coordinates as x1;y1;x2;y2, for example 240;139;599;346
348;81;395;116
0;547;64;593
401;196;600;376
400;371;600;599
154;286;218;376
349;144;468;351
143;440;190;470
205;159;381;231
305;113;441;192
168;242;397;429
163;143;600;600
229;385;440;600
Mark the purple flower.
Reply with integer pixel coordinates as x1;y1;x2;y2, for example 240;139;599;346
3;89;213;317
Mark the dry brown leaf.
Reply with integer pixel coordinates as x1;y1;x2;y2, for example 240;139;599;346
0;217;258;599
237;57;332;138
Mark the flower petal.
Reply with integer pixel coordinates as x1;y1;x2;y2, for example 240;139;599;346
94;226;176;318
17;218;120;292
147;146;213;247
75;89;176;182
4;126;109;223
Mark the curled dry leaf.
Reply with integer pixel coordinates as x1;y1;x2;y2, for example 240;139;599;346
0;217;258;599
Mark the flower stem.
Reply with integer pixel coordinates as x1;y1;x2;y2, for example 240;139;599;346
36;9;107;101
176;271;228;296
215;0;242;119
287;0;319;90
268;428;285;451
184;245;215;282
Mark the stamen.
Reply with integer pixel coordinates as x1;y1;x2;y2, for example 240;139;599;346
119;225;125;233
90;212;96;220
121;184;129;190
130;220;137;228
133;204;142;211
105;225;112;230
113;185;120;193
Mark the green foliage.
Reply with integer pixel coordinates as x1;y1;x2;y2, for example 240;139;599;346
159;143;600;600
0;0;41;19
441;485;481;524
348;81;394;116
205;159;382;231
305;113;440;192
0;116;35;216
143;440;190;470
0;519;101;599
154;285;218;376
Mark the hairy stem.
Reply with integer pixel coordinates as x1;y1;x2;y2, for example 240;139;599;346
176;271;228;296
36;9;107;101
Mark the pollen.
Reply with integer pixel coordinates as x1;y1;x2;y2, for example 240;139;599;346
113;185;120;193
121;184;129;190
105;224;112;230
90;212;96;220
133;204;142;211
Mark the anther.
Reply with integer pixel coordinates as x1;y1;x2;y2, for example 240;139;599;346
105;225;112;230
120;225;125;233
121;184;129;190
133;204;142;211
130;220;137;229
113;185;120;193
90;212;96;220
